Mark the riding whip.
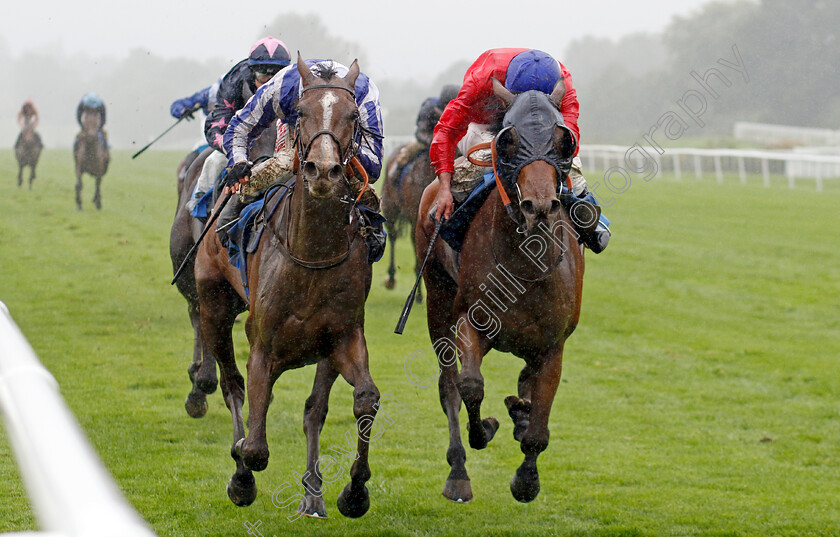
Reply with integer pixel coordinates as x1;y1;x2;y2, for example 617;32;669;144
131;115;186;159
171;189;234;285
394;217;443;335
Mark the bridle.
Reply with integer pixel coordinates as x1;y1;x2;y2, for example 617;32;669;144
294;84;360;169
467;136;574;232
292;83;374;204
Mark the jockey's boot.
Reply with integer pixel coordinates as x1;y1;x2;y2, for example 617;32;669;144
568;190;610;254
216;195;244;247
185;189;206;213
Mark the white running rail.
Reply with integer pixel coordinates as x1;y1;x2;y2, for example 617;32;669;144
579;144;840;192
0;301;157;537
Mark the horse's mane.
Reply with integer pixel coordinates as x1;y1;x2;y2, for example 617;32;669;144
311;62;340;82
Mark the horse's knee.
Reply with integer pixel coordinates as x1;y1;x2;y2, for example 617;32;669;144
352;385;380;419
456;375;484;408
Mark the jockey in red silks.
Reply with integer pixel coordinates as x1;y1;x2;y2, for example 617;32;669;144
430;48;610;253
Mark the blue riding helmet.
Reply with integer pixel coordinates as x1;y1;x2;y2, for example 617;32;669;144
82;92;104;108
505;50;563;95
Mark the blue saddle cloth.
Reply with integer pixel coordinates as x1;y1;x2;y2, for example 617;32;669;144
226;181;294;298
438;172;497;252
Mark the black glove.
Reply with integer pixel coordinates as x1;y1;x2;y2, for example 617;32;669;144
225;161;252;187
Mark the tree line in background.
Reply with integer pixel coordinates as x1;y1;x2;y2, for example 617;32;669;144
2;0;837;150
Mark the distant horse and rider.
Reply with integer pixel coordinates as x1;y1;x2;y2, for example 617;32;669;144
74;93;110;210
381;84;459;301
173;55;385;519
15;99;43;189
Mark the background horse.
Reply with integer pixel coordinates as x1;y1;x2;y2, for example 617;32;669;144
381;143;436;301
169;130;277;418
416;79;585;504
73;111;109;210
194;55;380;519
15;129;42;189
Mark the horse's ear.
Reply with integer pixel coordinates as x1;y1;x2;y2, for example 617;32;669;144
344;59;360;87
492;77;515;108
554;125;576;159
297;52;317;87
549;77;566;108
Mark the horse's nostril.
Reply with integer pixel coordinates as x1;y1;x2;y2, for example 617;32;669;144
302;161;317;178
329;164;344;181
550;199;562;214
520;200;535;216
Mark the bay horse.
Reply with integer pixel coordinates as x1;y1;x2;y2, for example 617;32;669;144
15;129;42;189
170;146;216;418
416;79;588;504
381;143;435;301
169;131;277;418
194;55;380;519
73;111;109;210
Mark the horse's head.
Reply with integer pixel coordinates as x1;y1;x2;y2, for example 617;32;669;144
80;110;102;138
295;54;360;199
491;78;577;234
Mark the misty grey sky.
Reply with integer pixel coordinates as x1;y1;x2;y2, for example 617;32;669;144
1;0;721;80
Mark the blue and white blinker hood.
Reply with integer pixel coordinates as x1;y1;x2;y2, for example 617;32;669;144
494;90;577;189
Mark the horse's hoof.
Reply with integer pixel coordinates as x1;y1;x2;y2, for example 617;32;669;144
299;494;328;519
227;472;257;507
467;417;499;450
336;482;370;518
414;292;424;304
184;391;208;418
442;478;473;503
383;278;395;290
510;463;540;503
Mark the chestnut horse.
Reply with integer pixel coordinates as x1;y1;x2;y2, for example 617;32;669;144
416;79;586;504
381;144;435;301
170;132;277;419
15;129;42;189
194;56;380;519
73;111;109;210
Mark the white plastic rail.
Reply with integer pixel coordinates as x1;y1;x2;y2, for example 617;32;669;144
0;301;157;537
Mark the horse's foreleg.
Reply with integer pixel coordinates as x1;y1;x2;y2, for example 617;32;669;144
17;165;23;187
93;175;102;209
331;329;379;518
510;346;564;503
384;224;398;289
75;169;83;211
455;315;498;451
198;280;253;506
425;267;471;502
297;360;339;519
505;364;538;442
184;301;210;418
239;344;277;473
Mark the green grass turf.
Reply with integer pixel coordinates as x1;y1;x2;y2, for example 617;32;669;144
0;150;838;536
